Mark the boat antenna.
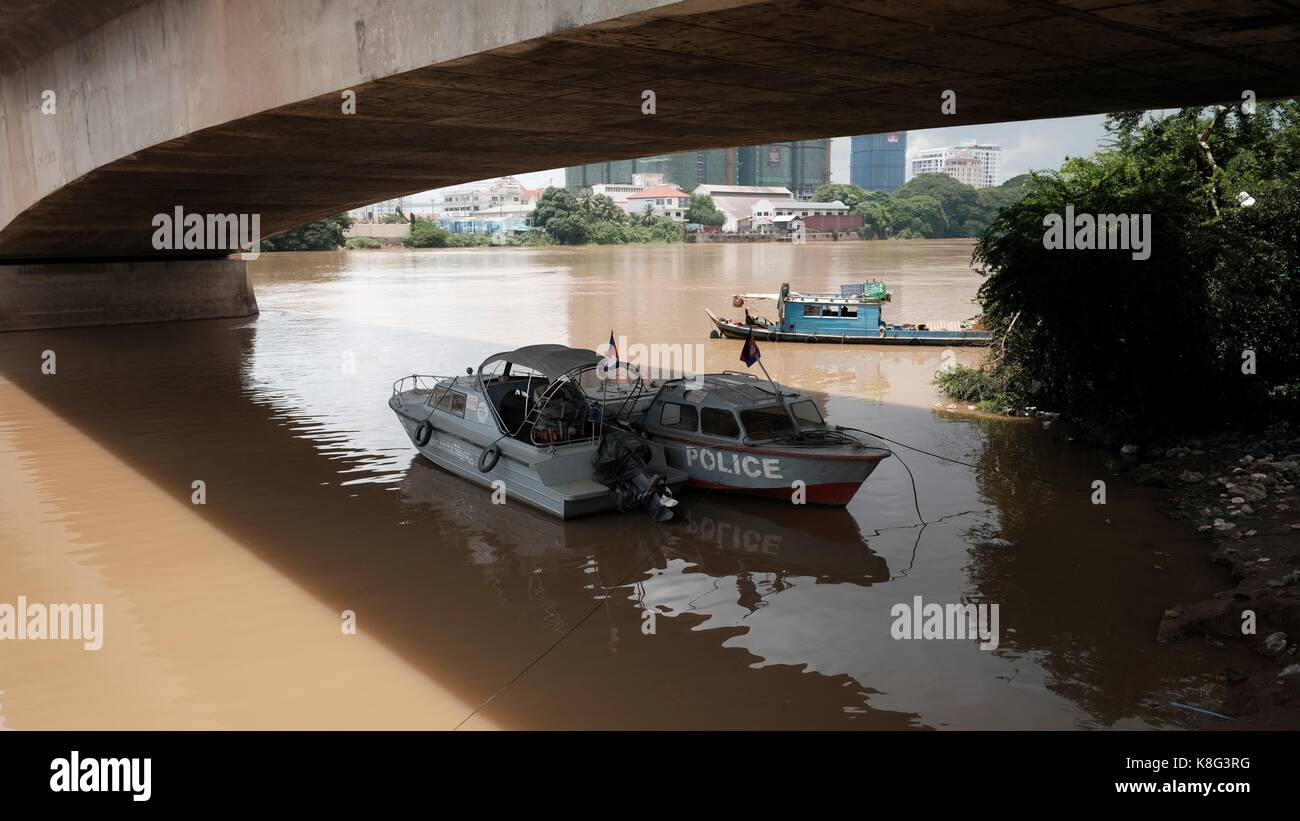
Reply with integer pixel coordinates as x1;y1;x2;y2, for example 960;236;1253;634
741;327;802;437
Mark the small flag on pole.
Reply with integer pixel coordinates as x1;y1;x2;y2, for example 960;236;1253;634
740;327;761;367
601;330;619;378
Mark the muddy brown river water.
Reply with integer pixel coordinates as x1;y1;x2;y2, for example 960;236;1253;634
0;239;1267;729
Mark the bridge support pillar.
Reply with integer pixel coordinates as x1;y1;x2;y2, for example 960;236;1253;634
0;258;258;331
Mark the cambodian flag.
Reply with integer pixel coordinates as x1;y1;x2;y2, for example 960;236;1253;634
740;327;761;367
602;330;619;377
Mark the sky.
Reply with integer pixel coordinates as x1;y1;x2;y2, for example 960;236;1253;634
407;113;1113;202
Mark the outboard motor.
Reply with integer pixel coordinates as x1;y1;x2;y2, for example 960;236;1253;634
592;428;678;522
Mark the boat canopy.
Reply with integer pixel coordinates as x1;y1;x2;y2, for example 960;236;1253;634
478;344;602;380
740;282;889;305
787;281;890;304
843;282;888;300
655;373;786;409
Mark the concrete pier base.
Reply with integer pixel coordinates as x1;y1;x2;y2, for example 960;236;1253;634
0;259;258;331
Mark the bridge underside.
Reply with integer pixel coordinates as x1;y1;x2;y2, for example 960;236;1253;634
3;0;1300;261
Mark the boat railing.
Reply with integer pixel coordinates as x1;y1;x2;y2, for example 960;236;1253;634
575;363;658;429
603;377;653;428
391;374;460;408
742;427;865;448
526;373;603;448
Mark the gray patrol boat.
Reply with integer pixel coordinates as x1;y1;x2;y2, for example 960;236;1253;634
598;365;892;506
390;344;684;520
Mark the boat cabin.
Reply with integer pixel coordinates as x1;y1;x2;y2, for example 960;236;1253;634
779;281;890;336
476;344;602;445
646;373;826;444
732;281;895;336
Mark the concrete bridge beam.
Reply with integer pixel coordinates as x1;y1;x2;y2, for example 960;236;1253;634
0;259;257;331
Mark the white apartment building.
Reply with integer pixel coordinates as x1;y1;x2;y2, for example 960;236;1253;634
591;183;648;214
627;185;690;222
747;198;848;232
910;141;1001;188
437;176;537;220
591;174;667;214
692;184;794;232
942;152;984;188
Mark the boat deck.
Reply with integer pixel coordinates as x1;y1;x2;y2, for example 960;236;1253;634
707;310;991;346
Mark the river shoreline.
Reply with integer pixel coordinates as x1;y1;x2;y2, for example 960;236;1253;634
1121;425;1300;728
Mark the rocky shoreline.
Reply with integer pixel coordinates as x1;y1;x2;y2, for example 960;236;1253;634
1122;424;1300;728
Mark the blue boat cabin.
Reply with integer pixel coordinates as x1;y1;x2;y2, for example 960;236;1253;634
780;282;893;336
786;298;882;335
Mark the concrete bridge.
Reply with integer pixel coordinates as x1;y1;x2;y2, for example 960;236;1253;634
2;0;1299;328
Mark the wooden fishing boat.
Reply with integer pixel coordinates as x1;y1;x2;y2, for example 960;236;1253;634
707;281;991;346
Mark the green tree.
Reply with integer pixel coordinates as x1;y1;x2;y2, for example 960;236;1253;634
811;182;870;209
524;185;685;246
260;213;354;252
972;176;1029;234
586;220;627;245
648;217;685;242
580;193;627;224
852;190;893;239
885;193;946;238
632;203;658;227
529;187;593;244
943;100;1300;435
529;187;578;229
685;194;725;226
894;173;983;237
404;220;454;247
547;213;589;245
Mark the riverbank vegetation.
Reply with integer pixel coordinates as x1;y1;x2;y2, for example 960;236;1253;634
259;213;353;252
936;100;1300;440
529;187;686;245
403;217;495;248
813;176;1028;240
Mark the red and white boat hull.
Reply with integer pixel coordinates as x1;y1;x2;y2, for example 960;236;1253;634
654;434;889;506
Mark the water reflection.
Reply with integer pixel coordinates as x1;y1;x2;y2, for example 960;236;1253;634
0;241;1263;729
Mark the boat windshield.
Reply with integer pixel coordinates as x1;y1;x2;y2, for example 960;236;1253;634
740;401;825;440
791;399;824;426
575;361;642;394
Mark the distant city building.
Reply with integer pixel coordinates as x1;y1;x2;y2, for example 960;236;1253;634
567;151;728;195
745;198;850;233
692;184;793;232
352;177;542;233
909;148;948;179
735;141;830;200
942;151;984;188
591;173;666;214
349;197;408;223
850;132;907;192
590;182;644;214
565;139;830;201
627;184;690;222
438;176;538;220
909;141;1001;188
